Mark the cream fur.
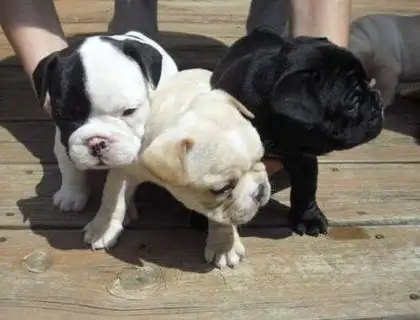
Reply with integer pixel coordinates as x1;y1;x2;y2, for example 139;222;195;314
84;69;271;268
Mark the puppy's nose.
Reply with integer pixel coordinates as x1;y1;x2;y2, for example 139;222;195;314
254;183;265;203
87;136;108;157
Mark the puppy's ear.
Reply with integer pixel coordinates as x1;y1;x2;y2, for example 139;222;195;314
122;39;162;89
269;75;323;124
294;36;330;45
32;53;58;112
213;89;255;119
142;134;194;186
228;95;255;119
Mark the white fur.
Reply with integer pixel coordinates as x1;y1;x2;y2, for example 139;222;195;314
83;69;271;268
349;14;420;107
51;31;178;211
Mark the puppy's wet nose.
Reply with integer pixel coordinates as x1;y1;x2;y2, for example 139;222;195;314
87;136;109;156
254;183;265;203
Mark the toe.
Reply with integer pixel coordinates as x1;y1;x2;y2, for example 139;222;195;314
226;252;240;268
215;254;227;268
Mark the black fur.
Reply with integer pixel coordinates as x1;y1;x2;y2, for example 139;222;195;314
32;35;164;151
210;28;384;236
32;44;91;150
102;36;163;89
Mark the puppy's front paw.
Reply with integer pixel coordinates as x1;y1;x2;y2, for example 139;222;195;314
205;233;245;268
53;186;89;212
83;217;123;250
290;204;328;237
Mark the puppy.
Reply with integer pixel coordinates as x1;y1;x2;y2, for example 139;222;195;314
32;31;178;212
83;69;271;268
210;28;383;237
349;14;420;107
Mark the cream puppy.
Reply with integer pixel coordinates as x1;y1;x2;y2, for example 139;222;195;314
83;69;271;268
349;14;420;107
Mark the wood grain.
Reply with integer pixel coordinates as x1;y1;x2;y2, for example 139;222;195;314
0;163;419;228
0;227;419;319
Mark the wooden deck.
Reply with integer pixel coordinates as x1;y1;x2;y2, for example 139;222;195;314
1;1;420;319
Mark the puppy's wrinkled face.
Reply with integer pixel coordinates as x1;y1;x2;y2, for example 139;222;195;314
32;33;164;169
141;90;271;226
269;39;384;155
211;28;384;156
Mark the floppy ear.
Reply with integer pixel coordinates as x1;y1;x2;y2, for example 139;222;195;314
32;53;58;111
122;39;162;89
294;36;330;45
230;95;255;119
213;89;255;119
141;133;194;186
269;74;323;125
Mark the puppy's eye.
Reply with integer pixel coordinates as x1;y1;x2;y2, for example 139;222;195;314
210;183;233;196
122;108;137;116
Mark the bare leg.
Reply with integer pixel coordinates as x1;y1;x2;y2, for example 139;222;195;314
290;0;351;47
0;0;68;79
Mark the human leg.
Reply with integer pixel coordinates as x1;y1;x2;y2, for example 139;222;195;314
0;0;68;78
290;0;351;47
108;0;158;40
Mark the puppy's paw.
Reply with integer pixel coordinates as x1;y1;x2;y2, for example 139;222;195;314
205;234;245;268
83;217;123;250
53;185;89;212
290;204;328;237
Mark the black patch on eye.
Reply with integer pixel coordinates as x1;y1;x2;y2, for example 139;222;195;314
122;108;137;116
47;45;91;150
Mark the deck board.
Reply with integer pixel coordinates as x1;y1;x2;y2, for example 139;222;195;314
0;163;419;228
0;227;420;319
0;0;420;319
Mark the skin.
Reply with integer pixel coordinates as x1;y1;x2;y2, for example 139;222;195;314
291;0;352;48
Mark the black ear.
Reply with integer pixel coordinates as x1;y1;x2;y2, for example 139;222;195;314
32;53;58;108
122;39;162;89
269;73;324;125
294;36;331;45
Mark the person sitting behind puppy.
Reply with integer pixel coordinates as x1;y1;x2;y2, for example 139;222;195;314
349;14;420;107
211;27;384;237
83;69;271;268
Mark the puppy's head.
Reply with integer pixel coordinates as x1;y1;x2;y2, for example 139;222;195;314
141;89;270;226
211;28;384;156
32;33;164;169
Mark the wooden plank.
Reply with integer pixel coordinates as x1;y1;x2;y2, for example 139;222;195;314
0;227;419;319
0;163;419;228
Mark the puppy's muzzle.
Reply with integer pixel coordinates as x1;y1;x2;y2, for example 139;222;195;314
87;136;109;157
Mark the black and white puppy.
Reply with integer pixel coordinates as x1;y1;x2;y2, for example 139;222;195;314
210;28;384;236
32;31;178;212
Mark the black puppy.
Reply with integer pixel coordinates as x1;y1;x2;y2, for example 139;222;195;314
206;28;384;237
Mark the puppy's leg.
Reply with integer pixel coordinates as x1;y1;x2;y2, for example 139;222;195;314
83;169;138;250
205;220;245;268
282;155;328;236
53;128;90;211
